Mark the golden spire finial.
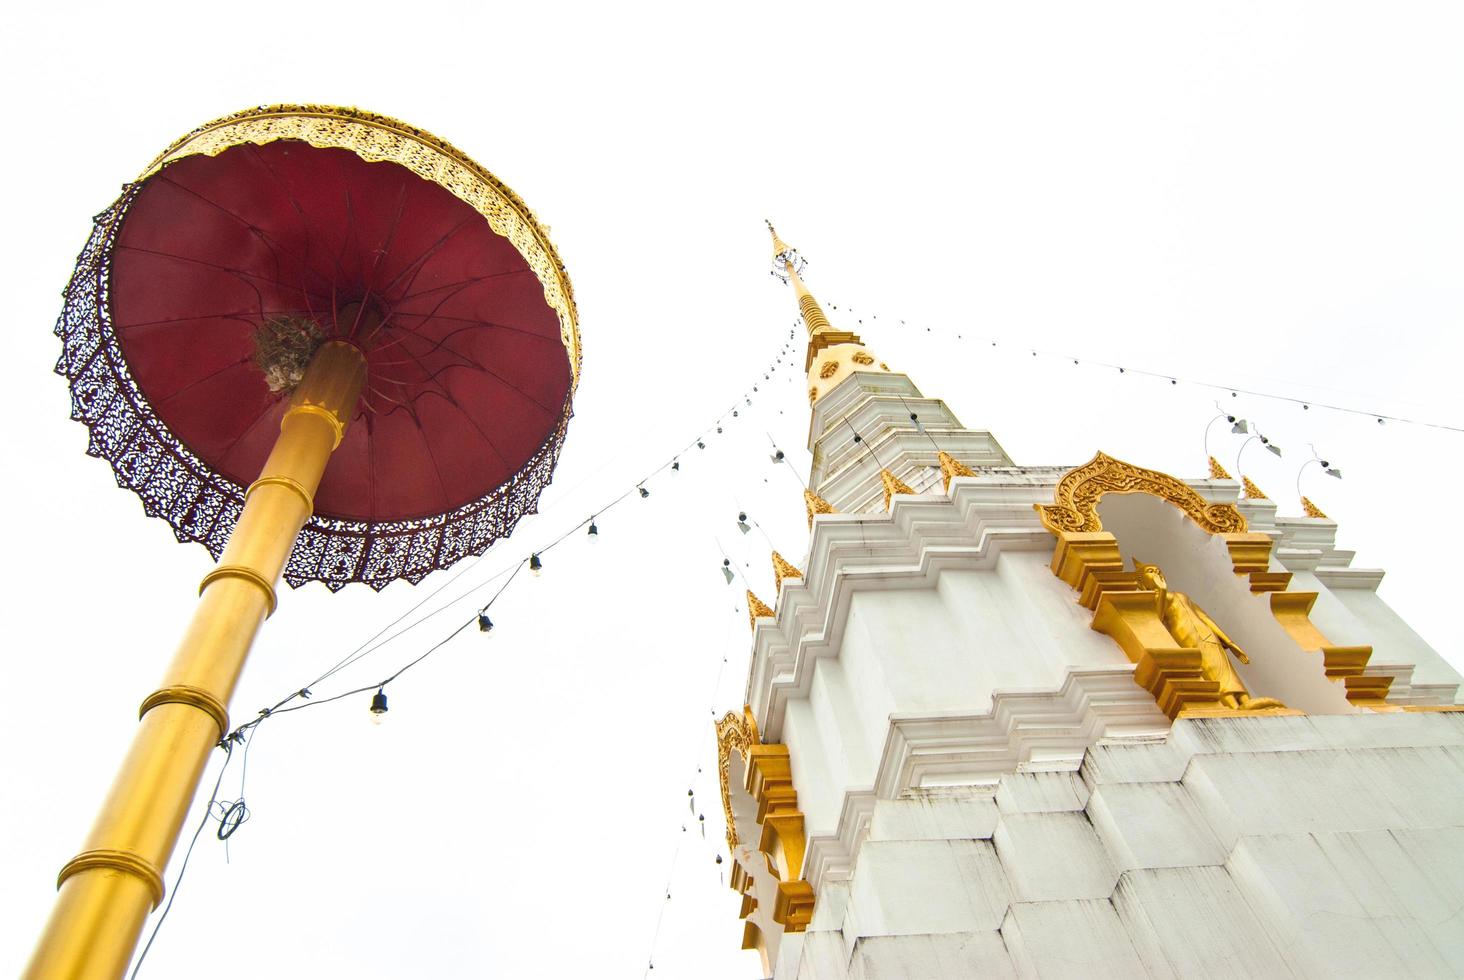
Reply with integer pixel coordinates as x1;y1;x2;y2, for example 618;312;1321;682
938;451;975;492
880;469;916;509
746;589;774;629
1300;496;1330;519
1208;456;1233;480
766;220;833;335
767;222;892;406
767;219;792;263
1241;475;1268;500
772;551;804;592
804;489;836;528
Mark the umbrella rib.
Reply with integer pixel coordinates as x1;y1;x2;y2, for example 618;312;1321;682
115;244;331;302
243;144;334;308
393;268;532;303
154;174;330;297
152;356;256;406
378;215;480;298
385;311;561;343
114;310;314;332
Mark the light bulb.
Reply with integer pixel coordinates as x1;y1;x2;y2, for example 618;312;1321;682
587;521;599;541
369;690;388;724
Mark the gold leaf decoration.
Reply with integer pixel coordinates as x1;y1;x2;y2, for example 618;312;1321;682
746;590;774;629
1034;451;1248;535
938;451;975;491
772;551;803;591
804;489;836;528
881;469;916;510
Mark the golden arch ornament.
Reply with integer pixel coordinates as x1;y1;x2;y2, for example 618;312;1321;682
1035;452;1248;535
716;707;760;849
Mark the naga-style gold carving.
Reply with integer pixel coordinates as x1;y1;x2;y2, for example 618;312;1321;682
851;351;874;366
1134;561;1286;712
747;590;774;629
804;489;836;528
819;360;839;379
938;451;975;492
1208;456;1233;480
141;105;581;387
1035;452;1247;535
881;469;916;510
772;551;803;592
1301;496;1330;519
1242;476;1268;500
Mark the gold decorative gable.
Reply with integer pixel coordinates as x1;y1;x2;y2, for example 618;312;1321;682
1035;451;1247;535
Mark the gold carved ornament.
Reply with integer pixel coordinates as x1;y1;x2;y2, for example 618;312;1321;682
808;386;818;404
1038;454;1391;714
804;489;836;528
1208;456;1233;480
1242;475;1269;500
714;709;816;933
881;469;916;510
938;451;975;492
140;105;581;388
1301;496;1330;519
747;590;774;629
1034;451;1248;535
716;707;760;850
772;551;803;592
819;360;840;379
850;351;874;366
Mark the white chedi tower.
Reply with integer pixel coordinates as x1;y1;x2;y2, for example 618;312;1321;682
715;226;1464;979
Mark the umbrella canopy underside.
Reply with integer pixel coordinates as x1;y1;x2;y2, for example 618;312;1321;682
54;111;578;591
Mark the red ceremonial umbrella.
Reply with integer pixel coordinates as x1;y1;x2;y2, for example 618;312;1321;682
57;105;580;589
30;106;580;978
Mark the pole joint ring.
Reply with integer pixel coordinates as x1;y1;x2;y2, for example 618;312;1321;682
139;685;230;741
246;474;314;513
199;565;278;617
58;849;166;909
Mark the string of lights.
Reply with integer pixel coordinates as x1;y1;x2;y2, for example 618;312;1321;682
127;742;236;980
221;340;798;742
120;338;803;974
641;598;743;976
820;299;1464;434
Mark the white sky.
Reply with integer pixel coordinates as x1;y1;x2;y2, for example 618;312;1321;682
2;3;1462;978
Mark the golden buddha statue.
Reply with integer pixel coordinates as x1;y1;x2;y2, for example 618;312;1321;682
1133;560;1285;711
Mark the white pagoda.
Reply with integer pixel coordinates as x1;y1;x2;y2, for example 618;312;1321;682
715;225;1464;978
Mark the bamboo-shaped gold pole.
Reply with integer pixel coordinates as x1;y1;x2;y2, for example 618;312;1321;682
26;340;367;980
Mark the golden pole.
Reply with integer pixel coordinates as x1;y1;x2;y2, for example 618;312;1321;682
25;340;367;980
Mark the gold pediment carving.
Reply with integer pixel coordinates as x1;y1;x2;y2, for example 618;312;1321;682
1035;451;1248;535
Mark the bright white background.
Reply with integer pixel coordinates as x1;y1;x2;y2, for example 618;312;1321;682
2;3;1462;977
